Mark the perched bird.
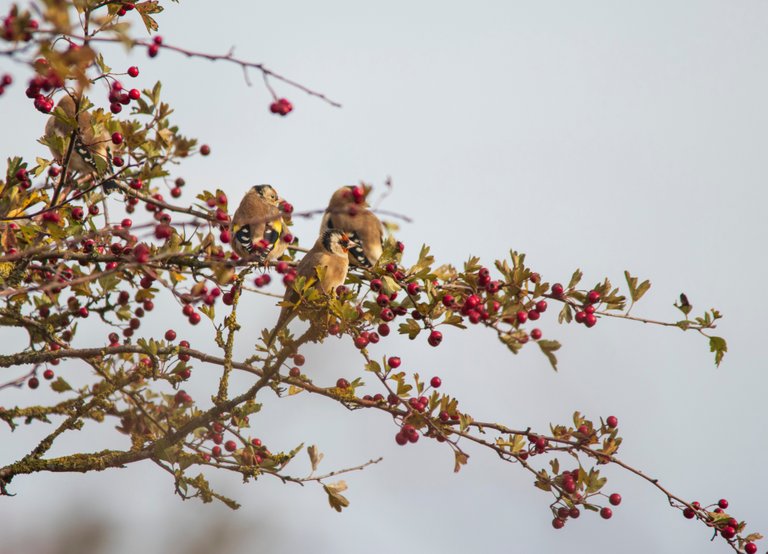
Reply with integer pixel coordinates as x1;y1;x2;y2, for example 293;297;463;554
44;94;110;176
266;229;354;347
230;185;287;263
320;186;383;268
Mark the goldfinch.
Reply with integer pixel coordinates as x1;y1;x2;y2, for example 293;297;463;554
266;229;354;347
320;186;383;268
230;185;287;263
44;94;110;175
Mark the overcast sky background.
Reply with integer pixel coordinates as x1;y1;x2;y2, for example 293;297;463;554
2;1;768;553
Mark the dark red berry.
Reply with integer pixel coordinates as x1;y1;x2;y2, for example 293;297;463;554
606;415;618;429
164;329;176;341
609;493;622;506
336;378;349;389
127;66;139;77
427;330;442;347
718;498;729;509
600;507;613;520
430;376;441;388
224;440;237;452
552;518;565;530
28;377;39;389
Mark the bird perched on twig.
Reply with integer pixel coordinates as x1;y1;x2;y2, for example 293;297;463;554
44;93;110;176
266;229;354;347
320;185;383;268
230;185;288;264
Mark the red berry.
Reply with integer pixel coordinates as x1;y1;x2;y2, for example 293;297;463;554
395;432;408;446
289;367;301;378
121;218;132;228
442;294;455;307
28;377;39;389
606;415;618;428
427;330;443;347
129;88;140;100
575;311;587;323
527;309;540;321
78;307;89;318
224;440;237;452
127;66;139;77
552;518;565;530
336;378;349;389
721;526;736;539
683;507;695;519
430;376;442;388
164;329;176;341
516;310;527;324
378;323;390;336
188;312;201;325
211;445;221;457
718;498;729;509
370;279;382;291
745;542;757;554
354;336;369;349
293;354;305;366
388;356;401;368
148;43;159;57
569;507;580;519
43;369;54;380
111;132;123;145
585;313;597;327
200;144;211;156
535;300;548;313
552;283;564;296
600;507;613;520
530;328;542;340
407;282;421;295
587;290;601;304
609;493;622;506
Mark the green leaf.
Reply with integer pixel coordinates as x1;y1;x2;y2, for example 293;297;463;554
624;270;651;303
709;336;727;367
567;269;583;289
538;340;561;371
398;319;421;340
135;1;163;33
50;377;72;392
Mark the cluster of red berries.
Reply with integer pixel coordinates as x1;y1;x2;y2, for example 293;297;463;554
14;167;32;189
269;97;293;116
550;283;601;328
0;73;12;96
2;8;37;42
107;79;141;114
25;61;64;113
115;2;136;17
681;499;755;551
148;35;162;58
395;424;419;445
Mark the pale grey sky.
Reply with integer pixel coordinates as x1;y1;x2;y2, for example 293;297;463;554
2;1;767;553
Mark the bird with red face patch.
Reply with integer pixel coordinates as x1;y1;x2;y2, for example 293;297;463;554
320;185;383;268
